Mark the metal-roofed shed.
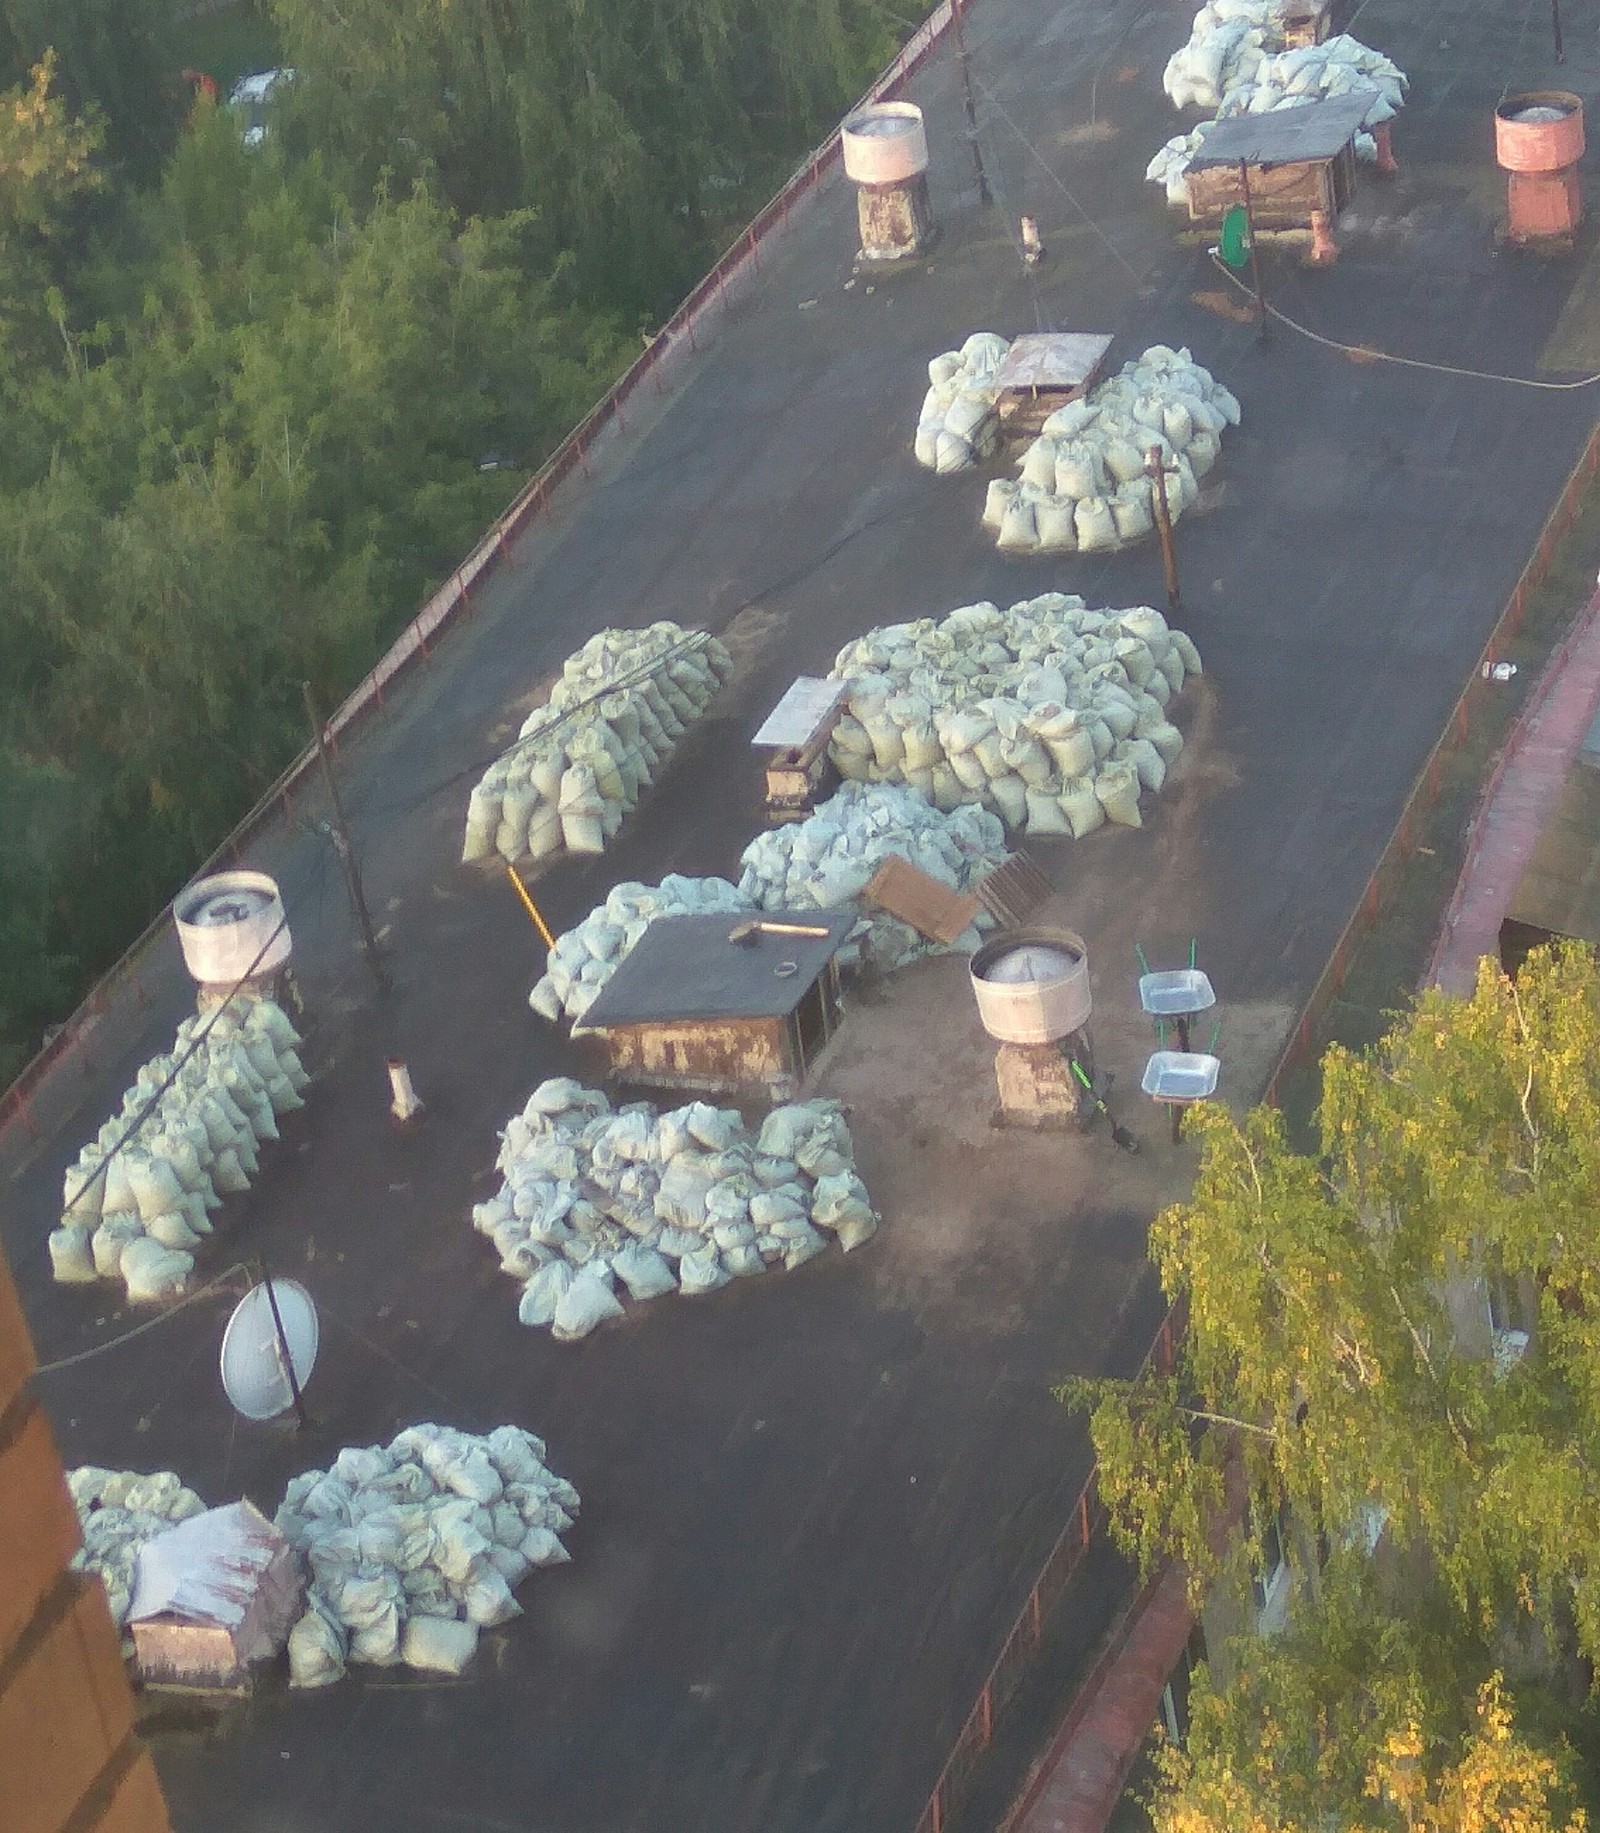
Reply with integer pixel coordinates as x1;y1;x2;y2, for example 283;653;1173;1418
1186;94;1374;231
578;910;855;1098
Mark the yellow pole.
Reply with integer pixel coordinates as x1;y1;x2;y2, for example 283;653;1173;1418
505;865;557;949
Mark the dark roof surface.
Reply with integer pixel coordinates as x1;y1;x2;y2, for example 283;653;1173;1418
579;911;854;1026
10;1;1600;1831
1189;94;1374;169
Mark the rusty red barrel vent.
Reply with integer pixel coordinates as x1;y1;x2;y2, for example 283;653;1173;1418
1497;90;1584;248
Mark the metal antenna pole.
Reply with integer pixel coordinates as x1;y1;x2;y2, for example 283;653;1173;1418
256;1257;311;1430
1145;446;1182;611
1238;160;1268;341
302;681;388;993
951;0;993;205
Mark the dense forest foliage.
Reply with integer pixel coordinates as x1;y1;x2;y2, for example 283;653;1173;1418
0;0;907;1078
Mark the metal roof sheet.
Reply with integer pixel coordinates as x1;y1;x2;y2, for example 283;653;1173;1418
1188;94;1374;170
578;911;854;1026
129;1500;287;1630
994;332;1114;391
751;677;849;750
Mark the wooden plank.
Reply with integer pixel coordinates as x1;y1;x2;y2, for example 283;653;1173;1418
864;855;981;944
1186;157;1330;230
975;854;1053;927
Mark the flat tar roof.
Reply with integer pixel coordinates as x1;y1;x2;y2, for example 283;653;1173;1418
9;0;1600;1829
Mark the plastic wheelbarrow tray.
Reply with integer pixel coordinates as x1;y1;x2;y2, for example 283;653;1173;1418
1137;969;1216;1018
1141;1051;1221;1102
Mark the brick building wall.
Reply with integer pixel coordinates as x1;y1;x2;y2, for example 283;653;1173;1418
0;1248;172;1833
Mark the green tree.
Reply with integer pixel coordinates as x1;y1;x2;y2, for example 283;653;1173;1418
0;0;176;179
1158;1663;1588;1833
267;0;900;318
1071;944;1600;1828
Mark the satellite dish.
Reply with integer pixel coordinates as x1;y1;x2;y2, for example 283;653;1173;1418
220;1278;319;1421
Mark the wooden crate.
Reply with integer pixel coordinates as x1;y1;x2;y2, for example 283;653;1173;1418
1186;151;1351;231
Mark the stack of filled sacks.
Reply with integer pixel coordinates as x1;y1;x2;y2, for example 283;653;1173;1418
913;332;1011;472
276;1425;578;1685
735;783;1005;970
475;1080;877;1339
1152;21;1406;203
528;786;1011;1023
68;1468;207;1631
1215;38;1406;127
1162;2;1404;114
531;874;749;1025
1162;0;1285;110
51;996;309;1303
982;347;1237;555
828;596;1200;836
461;623;734;868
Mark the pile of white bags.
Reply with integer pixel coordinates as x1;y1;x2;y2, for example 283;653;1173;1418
530;874;749;1025
52;996;310;1303
736;782;1006;970
1162;0;1283;110
1164;4;1404;111
1146;127;1219;207
476;1079;877;1338
461;623;734;868
529;784;1012;1023
828;594;1201;835
275;1425;578;1686
68;1467;207;1630
913;332;1011;472
983;346;1238;556
1215;37;1406;124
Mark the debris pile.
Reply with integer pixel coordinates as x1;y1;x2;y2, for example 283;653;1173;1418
827;595;1201;835
475;1080;877;1337
52;997;309;1302
276;1425;579;1686
982;346;1237;555
68;1467;207;1630
912;332;1011;472
461;623;734;868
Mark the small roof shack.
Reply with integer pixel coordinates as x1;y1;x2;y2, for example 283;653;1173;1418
578;910;854;1099
751;676;850;817
129;1500;303;1692
1186;93;1373;231
994;333;1114;438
